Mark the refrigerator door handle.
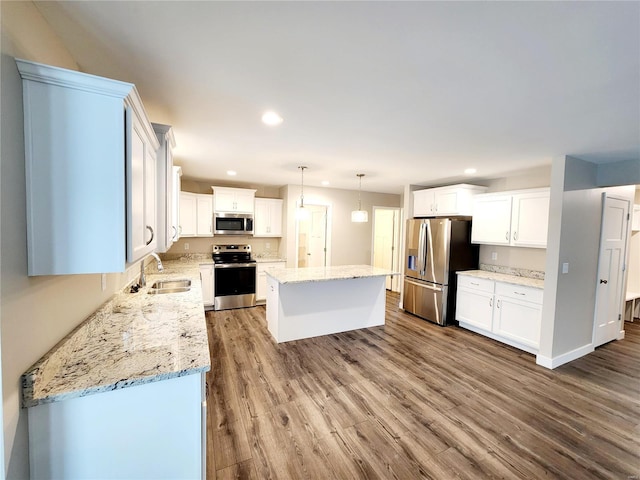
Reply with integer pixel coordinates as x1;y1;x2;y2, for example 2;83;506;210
417;222;427;276
404;278;443;292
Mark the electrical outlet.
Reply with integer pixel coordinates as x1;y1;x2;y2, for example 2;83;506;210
491;251;498;261
266;242;271;250
562;262;569;274
185;243;189;251
101;273;107;292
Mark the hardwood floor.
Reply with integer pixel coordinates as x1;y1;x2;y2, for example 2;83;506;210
205;292;640;479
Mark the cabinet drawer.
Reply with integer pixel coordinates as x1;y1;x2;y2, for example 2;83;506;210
457;275;494;293
495;282;543;304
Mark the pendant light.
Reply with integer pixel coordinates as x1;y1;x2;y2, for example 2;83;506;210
296;166;310;220
351;173;368;223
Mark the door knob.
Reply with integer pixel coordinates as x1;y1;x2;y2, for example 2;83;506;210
600;279;608;284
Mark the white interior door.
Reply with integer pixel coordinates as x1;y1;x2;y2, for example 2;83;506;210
297;205;328;268
373;207;401;292
593;194;630;348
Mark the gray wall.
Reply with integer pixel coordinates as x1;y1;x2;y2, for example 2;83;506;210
539;156;636;363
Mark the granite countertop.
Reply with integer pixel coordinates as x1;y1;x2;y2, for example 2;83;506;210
457;270;544;289
21;259;210;408
266;265;399;284
255;257;287;263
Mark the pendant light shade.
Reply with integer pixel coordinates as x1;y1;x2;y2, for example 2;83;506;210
351;173;368;223
296;166;310;220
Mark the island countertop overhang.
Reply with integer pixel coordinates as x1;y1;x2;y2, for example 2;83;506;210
265;264;400;284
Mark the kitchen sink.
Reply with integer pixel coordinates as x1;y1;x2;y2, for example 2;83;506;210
148;279;191;294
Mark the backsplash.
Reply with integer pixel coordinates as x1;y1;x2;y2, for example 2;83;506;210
479;263;545;280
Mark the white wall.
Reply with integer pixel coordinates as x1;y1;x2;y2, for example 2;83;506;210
538;156;635;368
0;3;138;477
283;185;401;267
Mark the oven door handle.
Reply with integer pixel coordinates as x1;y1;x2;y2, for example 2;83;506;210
214;263;257;269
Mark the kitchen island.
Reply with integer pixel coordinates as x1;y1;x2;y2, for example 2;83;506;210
22;259;210;480
265;265;398;343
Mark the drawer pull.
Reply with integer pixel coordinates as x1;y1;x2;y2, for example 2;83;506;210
514;292;526;296
470;282;480;286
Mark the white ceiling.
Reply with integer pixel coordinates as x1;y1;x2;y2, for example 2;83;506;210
35;1;639;194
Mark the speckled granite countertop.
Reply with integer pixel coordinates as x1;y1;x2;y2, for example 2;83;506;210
255;257;287;263
22;259;210;408
266;265;399;284
457;270;544;289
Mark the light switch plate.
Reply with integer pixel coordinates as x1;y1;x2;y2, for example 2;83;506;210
562;262;569;274
185;243;189;250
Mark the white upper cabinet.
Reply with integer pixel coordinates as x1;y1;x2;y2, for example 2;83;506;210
179;192;198;237
470;195;513;245
179;192;212;237
172;167;182;241
254;198;283;237
413;184;487;217
17;59;159;275
212;186;256;213
510;190;550;247
196;195;213;235
471;188;550;248
126;104;159;263
153;124;177;253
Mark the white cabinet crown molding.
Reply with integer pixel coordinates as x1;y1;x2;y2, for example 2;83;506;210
16;58;133;98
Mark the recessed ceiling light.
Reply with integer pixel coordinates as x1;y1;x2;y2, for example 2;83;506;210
321;180;330;186
226;170;237;176
261;111;283;126
464;168;477;175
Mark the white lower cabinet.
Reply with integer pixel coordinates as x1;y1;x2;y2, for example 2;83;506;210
200;264;215;308
256;261;286;303
456;274;543;354
28;373;205;480
455;276;495;331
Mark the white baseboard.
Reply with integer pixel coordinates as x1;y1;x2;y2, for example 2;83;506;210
536;343;594;369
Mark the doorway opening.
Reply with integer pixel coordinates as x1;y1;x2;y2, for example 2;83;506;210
296;204;330;268
372;207;402;292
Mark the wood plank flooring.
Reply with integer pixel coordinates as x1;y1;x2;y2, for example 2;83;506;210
205;292;640;479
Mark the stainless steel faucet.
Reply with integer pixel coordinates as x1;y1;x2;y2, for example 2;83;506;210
139;252;164;287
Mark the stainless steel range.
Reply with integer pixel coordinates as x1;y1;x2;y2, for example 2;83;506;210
212;244;256;311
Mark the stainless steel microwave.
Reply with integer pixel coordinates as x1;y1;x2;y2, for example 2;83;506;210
213;212;254;235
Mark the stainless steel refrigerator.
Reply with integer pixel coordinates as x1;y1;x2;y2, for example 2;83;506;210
403;218;478;325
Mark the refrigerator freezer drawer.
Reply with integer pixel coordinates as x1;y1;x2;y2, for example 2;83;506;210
403;278;448;326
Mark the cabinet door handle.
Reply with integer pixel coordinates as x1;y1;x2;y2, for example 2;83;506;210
496;299;501;308
600;279;608;284
505;231;509;241
513;231;518;241
489;298;493;307
146;226;154;245
172;225;178;240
